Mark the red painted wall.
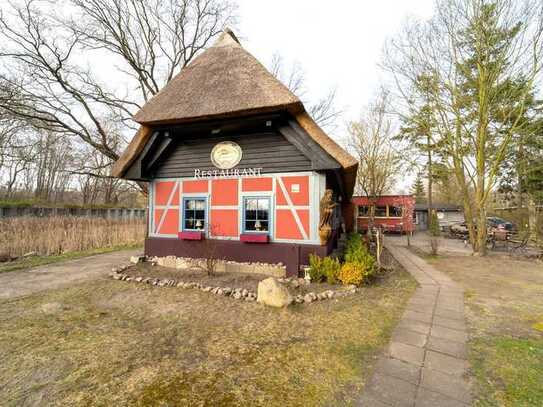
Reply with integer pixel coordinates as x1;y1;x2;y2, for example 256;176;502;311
152;175;313;241
351;195;415;233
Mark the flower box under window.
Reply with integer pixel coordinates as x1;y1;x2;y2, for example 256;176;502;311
178;231;204;240
240;233;269;243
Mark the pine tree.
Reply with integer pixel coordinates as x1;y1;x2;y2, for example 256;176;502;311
411;173;426;203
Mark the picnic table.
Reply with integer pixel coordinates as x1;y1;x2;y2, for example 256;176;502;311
488;230;541;259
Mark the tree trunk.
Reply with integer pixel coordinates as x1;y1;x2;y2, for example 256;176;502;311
527;193;537;241
476;206;487;255
450;126;477;248
475;145;487;255
427;135;433;221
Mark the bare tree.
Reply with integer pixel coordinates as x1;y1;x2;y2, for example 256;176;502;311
269;53;342;132
383;0;543;254
348;90;404;230
0;0;236;166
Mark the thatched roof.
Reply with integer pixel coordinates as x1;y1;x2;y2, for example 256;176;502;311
133;29;302;124
110;125;153;180
113;29;358;195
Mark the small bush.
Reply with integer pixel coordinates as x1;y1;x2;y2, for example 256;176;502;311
308;254;341;284
339;233;376;286
345;235;375;271
338;262;366;286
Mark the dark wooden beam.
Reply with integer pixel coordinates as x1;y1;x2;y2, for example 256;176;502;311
122;131;160;180
334;169;346;199
144;132;173;172
159;113;283;137
277;121;341;171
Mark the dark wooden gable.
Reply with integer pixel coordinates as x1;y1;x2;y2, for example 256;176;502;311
123;113;340;181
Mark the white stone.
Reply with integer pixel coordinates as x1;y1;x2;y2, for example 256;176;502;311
257;277;293;308
130;255;145;264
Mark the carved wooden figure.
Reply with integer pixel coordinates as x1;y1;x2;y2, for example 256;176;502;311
319;189;337;245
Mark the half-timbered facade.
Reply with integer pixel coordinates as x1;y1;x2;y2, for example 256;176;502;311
112;29;358;276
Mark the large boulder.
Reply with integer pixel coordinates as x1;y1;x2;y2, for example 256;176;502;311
257;277;293;308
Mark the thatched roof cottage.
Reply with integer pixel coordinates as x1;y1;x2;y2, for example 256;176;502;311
113;29;357;276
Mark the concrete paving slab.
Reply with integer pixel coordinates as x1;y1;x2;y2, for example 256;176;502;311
389;342;425;365
430;325;468;342
420;368;471;404
356;392;393;407
424;351;469;376
434;308;465;321
403;310;434;324
365;373;418;407
392;328;428;348
374;357;421;385
433;316;467;331
397;320;432;336
427;336;467;359
416;387;469;407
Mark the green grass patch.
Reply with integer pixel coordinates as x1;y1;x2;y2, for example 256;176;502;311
471;337;543;407
0;243;142;274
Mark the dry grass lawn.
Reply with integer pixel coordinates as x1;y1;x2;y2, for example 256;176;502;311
0;267;415;406
427;255;543;407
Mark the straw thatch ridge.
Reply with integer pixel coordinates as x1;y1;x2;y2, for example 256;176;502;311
293;111;358;196
294;111;357;170
133;29;303;125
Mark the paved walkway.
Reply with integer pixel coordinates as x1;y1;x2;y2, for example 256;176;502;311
0;249;141;300
358;243;471;406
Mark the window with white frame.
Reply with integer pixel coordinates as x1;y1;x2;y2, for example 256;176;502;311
375;206;387;217
183;198;206;231
243;197;270;233
390;205;403;217
358;205;370;216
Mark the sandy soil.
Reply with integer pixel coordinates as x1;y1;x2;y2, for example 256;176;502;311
428;254;543;337
0;249;142;300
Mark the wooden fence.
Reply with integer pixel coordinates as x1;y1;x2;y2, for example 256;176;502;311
0;206;146;219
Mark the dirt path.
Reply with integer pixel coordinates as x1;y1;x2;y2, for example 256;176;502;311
0;249;142;300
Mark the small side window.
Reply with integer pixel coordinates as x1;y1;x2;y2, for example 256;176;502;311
358;205;370;217
244;197;270;233
375;206;387;217
390;205;403;217
183;198;206;231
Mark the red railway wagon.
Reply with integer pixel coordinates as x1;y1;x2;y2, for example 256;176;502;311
351;195;415;234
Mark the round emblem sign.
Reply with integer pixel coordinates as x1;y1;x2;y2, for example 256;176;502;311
210;141;242;169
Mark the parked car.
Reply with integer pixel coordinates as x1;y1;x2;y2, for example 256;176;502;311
450;217;515;239
449;222;470;239
487;216;515;232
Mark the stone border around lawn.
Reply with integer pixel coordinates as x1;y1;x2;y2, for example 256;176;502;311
110;264;358;305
